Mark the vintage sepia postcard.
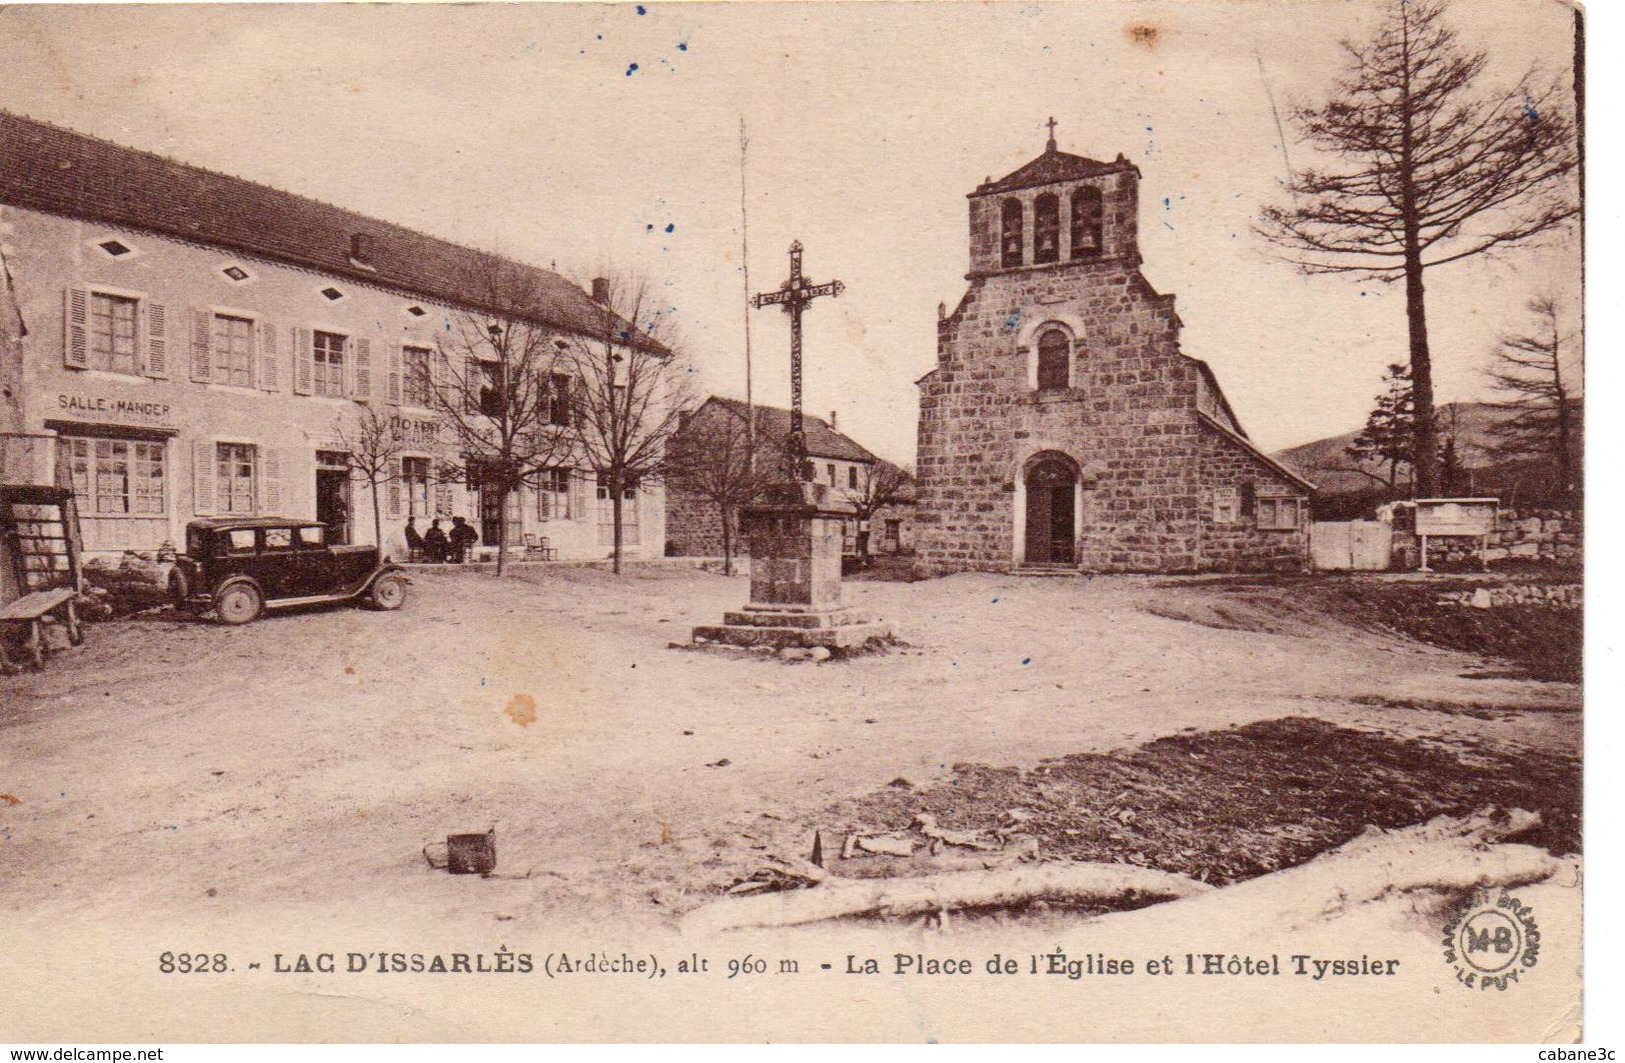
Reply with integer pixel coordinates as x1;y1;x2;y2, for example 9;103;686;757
0;0;1589;1045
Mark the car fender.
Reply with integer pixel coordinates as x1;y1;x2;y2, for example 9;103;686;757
213;574;264;601
361;563;412;592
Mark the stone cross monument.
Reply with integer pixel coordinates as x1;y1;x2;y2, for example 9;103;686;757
691;241;892;652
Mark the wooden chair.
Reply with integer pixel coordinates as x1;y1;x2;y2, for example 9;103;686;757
523;534;558;561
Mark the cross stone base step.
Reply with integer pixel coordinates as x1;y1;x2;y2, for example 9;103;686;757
692;615;894;650
722;607;878;629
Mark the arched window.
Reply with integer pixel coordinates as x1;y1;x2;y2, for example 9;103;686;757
1000;199;1024;268
1033;193;1060;264
1070;186;1104;259
1036;328;1070;391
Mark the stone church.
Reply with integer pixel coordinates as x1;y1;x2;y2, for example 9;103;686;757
914;126;1313;574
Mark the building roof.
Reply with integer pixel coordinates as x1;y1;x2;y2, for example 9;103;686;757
1198;412;1316;493
0;111;661;348
971;145;1135;198
704;397;880;464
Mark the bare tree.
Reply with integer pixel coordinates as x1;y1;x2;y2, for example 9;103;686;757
562;274;691;574
848;460;913;561
1485;294;1580;504
1259;0;1578;496
333;404;408;555
425;254;578;575
663;406;775;575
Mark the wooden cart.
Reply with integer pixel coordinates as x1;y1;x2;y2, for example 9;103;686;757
0;484;85;671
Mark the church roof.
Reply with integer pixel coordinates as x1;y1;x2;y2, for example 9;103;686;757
0;111;663;350
971;146;1133;198
705;397;880;464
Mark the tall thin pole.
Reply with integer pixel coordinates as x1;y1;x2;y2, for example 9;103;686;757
739;115;755;469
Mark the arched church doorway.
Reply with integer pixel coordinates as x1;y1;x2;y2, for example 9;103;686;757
1023;454;1077;564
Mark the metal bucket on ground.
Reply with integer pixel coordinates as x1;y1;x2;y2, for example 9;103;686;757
423;829;496;875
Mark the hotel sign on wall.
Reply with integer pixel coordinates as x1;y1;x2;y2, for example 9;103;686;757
55;391;177;429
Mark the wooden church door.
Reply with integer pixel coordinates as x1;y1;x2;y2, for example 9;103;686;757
1024;457;1076;564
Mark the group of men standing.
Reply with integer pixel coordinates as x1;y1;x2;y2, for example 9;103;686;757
402;516;480;564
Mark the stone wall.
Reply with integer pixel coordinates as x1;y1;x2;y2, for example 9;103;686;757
664;486;729;557
1393;507;1581;568
1437;583;1581;609
1196;426;1311;572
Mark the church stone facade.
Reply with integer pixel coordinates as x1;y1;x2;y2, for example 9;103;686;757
914;132;1312;574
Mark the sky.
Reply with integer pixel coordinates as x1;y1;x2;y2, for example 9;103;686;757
0;0;1582;463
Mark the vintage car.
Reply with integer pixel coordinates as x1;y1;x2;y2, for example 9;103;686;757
169;517;408;625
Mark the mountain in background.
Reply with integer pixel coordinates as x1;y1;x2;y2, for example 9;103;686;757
1272;401;1582;519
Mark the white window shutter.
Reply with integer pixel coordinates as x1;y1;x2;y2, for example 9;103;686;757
387;458;403;518
192;440;216;515
387;346;403;405
260;448;283;514
353;337;372;399
293;328;313;395
258;321;279;391
571;469;590;523
63;288;89;368
144;303;169;378
190;309;213;382
465;358;480;414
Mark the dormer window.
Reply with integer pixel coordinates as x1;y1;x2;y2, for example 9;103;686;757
1033;193;1060;264
1071;186;1104;259
1036;328;1070;391
1000;199;1024;268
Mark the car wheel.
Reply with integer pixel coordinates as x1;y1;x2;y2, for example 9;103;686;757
367;574;407;611
214;581;263;625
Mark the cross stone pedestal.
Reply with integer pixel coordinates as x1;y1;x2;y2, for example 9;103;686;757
691;481;893;650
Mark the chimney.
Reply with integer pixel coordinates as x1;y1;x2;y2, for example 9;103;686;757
591;277;609;303
829;410;838;433
349;232;371;264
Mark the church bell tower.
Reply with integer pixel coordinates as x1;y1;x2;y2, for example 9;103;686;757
965;118;1141;278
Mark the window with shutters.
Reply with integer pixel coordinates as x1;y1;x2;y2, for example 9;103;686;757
547;373;573;426
313;331;346;397
89;292;140;375
596;475;639;546
848;466;859;490
66;437;166;515
403;346;433;407
212;313;255;388
216;443;257;514
1257;496;1302;530
1036;328;1070;391
537;467;571;520
477;360;504;417
402;456;431;517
